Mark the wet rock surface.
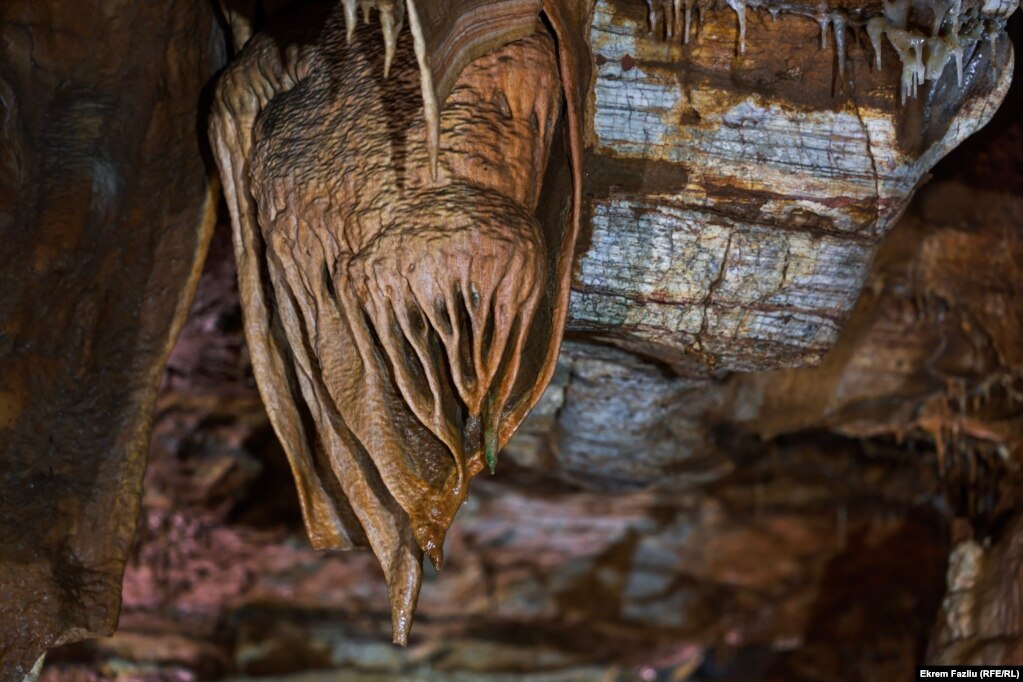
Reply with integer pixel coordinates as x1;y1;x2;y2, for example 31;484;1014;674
40;90;1023;676
0;0;223;676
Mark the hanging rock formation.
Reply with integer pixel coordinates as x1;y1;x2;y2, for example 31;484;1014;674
209;0;584;645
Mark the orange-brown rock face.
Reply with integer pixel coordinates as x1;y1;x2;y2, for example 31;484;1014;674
210;3;576;643
0;0;223;678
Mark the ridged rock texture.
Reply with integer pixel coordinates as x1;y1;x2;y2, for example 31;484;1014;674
0;0;223;678
209;0;584;645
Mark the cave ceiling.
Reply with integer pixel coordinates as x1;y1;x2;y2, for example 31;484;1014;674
0;0;1021;679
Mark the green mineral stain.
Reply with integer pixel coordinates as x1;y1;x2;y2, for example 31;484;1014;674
484;394;498;474
484;424;498;474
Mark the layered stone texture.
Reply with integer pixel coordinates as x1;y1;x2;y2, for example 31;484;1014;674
569;0;1015;371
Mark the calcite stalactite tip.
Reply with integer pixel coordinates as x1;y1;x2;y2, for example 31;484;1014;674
726;0;748;54
341;0;403;77
644;0;1009;102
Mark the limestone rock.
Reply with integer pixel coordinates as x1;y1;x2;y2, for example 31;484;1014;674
569;0;1015;371
1;0;1019;675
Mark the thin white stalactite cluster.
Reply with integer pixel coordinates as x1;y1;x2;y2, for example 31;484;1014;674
644;0;1013;102
337;0;440;175
341;0;406;77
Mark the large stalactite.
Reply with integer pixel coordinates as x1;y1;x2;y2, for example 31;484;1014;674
208;1;583;643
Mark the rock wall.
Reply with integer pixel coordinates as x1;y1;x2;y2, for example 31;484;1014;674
570;0;1014;371
0;1;223;677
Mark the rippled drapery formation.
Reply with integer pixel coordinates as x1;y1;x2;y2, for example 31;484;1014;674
209;0;583;643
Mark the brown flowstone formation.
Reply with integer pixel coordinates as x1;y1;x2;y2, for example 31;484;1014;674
209;1;584;644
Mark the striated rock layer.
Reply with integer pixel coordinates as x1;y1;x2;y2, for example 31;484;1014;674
571;0;1015;371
